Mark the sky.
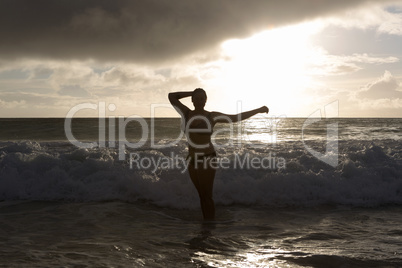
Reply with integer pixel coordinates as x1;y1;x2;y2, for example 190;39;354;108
0;0;402;118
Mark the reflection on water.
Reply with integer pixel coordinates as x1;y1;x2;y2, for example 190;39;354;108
189;236;292;267
187;221;290;267
213;116;282;146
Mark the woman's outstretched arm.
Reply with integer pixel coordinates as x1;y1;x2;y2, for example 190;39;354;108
168;91;192;116
211;106;269;123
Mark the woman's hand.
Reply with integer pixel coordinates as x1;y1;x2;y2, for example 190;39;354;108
259;106;269;114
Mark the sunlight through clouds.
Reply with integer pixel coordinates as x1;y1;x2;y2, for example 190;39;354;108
202;21;328;115
198;6;402;117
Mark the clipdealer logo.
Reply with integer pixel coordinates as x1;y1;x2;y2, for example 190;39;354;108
64;101;282;161
64;100;339;169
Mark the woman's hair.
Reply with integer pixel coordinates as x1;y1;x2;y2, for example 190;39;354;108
193;88;207;99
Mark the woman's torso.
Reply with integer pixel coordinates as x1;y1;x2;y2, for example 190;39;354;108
185;110;215;156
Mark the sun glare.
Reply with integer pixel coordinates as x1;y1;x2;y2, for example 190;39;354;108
205;21;324;116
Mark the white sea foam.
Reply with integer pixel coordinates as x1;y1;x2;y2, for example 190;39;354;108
1;139;401;208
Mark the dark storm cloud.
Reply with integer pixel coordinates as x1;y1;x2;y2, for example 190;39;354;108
0;0;387;63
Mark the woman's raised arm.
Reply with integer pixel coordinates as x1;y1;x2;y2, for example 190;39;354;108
168;91;192;116
211;106;269;123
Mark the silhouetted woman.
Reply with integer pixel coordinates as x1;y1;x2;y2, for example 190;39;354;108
169;88;268;220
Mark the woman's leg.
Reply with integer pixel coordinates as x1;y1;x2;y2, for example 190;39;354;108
188;160;216;220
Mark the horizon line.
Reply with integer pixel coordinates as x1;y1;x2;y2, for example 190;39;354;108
1;116;401;119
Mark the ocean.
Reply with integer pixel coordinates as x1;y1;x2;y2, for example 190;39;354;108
0;117;401;267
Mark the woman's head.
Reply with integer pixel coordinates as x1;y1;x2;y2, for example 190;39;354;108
192;88;207;109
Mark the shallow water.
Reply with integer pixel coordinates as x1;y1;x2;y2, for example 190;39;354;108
1;201;401;267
